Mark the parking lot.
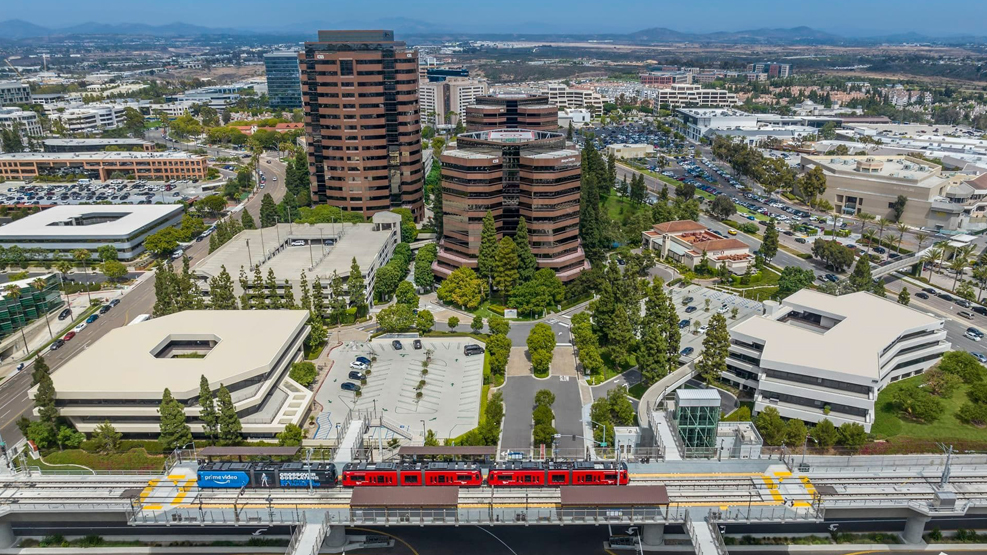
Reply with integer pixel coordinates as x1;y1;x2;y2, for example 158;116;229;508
320;336;485;439
1;177;215;207
663;283;764;363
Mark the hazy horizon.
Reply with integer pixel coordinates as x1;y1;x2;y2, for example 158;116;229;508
3;0;985;37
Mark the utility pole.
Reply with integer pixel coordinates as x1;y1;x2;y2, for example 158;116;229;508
938;442;953;488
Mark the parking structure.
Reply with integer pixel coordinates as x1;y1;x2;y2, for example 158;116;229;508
662;282;763;363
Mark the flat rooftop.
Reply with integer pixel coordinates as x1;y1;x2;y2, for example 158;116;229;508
678;108;751;118
43;310;309;400
43;138;151;146
0;151;203;161
0;205;183;240
731;290;944;380
194;221;394;283
805;155;944;186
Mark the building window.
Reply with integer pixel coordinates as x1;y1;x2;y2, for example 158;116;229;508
339;60;354;76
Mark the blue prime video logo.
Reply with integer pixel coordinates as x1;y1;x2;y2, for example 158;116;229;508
199;471;249;487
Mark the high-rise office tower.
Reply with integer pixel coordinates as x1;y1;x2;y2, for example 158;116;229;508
465;94;558;132
299;30;424;221
264;51;303;110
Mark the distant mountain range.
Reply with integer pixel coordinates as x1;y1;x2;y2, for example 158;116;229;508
0;18;984;45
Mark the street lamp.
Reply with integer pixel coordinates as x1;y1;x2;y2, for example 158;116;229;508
799;435;817;471
420;419;426;441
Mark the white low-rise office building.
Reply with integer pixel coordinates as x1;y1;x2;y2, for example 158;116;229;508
543;84;604;115
0;205;184;260
32;310;313;437
0;82;31;106
649;84;740;109
0;107;43;141
47;103;127;134
194;211;401;311
724;290;950;432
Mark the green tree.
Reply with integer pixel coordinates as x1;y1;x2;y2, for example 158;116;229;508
437;267;486;309
897;286;910;306
514;217;538;282
849;254;875;292
91;421;122;454
208;265;238;310
776;266;815;299
259;193;278;227
535;389;556;408
755;406;785;445
377;304;416;332
34;369;59;429
709;194;736;220
510;268;564;317
448;315;460;331
414;243;438;291
939;351;985;383
290;361;318;387
812;419;838;449
487;333;512;378
527;322;556;376
277;424;304;446
424;429;440;447
416;310;435;333
31;355;50;387
838;423;867;448
217;384;242;445
97;244;118;262
696;313;729;384
347;258;366;314
761;221;779;262
197;375;219;440
924;368;962;397
477;211;497;283
892;383;945;422
395;281;419;308
796;165;827;201
470;315;484;333
241;210;256;230
890;195;908;222
143;227;181;256
783;419;808;446
158;388;193;450
488;315;510;336
100;260;127;281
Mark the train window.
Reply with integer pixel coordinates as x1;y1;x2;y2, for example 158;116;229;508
404;475;418;484
550;474;566;483
499;473;512;481
604;473;616;481
376;476;388;484
457;474;471;481
436;475;446;483
352;473;365;481
523;475;532;483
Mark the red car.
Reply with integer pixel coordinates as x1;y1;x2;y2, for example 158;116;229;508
63;331;76;341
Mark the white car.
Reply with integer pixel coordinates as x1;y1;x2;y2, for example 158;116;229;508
171;249;184;260
290;240;305;247
966;331;983;342
73;322;87;333
698;325;709;334
717;304;729;314
350;361;368;370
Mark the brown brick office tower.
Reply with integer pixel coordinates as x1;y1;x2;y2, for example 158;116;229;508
299;30;424;221
434;128;589;283
465;94;558;132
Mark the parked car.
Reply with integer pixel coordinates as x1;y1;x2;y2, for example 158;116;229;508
940;294;956;302
348;371;366;381
717;304;729;314
340;382;361;392
974;306;987;316
464;344;484;356
683;297;694;304
58;308;72;320
355;356;371;366
916;292;929;300
49;339;65;351
967;327;984;339
350;361;368;370
290;240;306;247
922;288;937;295
413;339;422;350
959;310;975;320
73;322;87;333
685;306;697;314
970;352;987;364
795;237;808;244
85;314;99;324
678;319;690;329
680;347;694;356
391;340;403;350
99;305;111;315
63;331;76;341
956;299;973;308
109;298;121;307
698;325;709;334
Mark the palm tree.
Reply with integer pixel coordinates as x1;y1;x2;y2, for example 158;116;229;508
31;278;53;339
856;212;875;237
895;222;909;253
875;217;890;249
72;249;92;304
863;229;878;255
915;232;929;252
922;247;942;280
5;285;28;354
952;245;976;291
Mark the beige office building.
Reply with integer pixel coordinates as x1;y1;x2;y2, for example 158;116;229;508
32;310;313;438
419;77;489;126
543;84;604;116
649;84;740;108
801;155;972;230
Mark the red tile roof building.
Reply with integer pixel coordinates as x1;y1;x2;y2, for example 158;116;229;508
642;221;753;274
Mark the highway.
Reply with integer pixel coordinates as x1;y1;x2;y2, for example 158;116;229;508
0;152;288;446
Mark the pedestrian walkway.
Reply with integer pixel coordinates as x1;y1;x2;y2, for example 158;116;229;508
139;463;196;511
505;347;530;377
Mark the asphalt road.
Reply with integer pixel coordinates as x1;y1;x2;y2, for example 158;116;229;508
499;375;583;456
0;155;289;446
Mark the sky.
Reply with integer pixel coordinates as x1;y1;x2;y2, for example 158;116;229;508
5;0;987;36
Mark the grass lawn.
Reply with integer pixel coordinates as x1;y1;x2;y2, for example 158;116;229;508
628;382;649;400
40;448;165;471
871;375;987;449
591;349;636;385
604;196;650;223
